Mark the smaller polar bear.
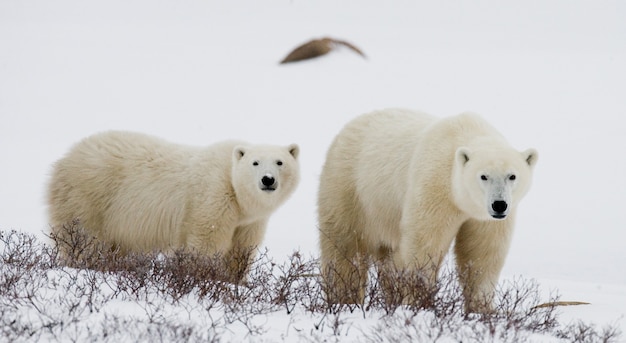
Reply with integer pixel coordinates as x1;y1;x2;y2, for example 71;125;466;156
48;131;300;280
318;109;537;313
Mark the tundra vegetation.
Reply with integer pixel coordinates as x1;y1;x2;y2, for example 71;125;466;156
0;223;620;342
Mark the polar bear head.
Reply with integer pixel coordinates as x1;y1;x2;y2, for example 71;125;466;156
452;146;537;221
232;144;300;212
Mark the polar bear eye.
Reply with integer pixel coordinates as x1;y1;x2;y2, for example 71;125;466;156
509;175;516;181
276;160;283;166
252;161;259;166
480;175;488;181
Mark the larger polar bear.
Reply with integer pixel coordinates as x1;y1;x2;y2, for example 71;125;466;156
48;131;300;281
318;109;537;313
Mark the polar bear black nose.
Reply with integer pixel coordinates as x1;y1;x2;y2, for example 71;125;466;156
262;175;275;186
492;201;508;213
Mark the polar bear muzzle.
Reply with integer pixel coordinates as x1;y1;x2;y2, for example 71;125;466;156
260;174;277;192
490;200;508;219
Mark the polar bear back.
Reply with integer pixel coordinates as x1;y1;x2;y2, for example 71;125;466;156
48;131;243;252
319;109;434;248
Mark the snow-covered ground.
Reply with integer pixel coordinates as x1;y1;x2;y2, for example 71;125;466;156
1;0;625;339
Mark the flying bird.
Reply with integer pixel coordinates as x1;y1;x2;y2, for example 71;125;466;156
280;37;366;64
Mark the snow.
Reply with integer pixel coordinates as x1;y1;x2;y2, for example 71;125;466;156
1;0;625;340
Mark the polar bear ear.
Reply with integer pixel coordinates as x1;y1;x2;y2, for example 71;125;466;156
287;144;299;159
455;147;471;166
522;148;538;168
233;146;246;162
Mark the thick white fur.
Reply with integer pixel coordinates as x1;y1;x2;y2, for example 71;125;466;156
48;131;299;278
318;109;537;312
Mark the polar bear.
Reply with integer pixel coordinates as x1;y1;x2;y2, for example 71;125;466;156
318;109;537;313
48;131;300;280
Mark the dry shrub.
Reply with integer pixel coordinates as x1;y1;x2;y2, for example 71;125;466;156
558;320;622;343
0;227;623;342
47;219;120;270
270;251;321;314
